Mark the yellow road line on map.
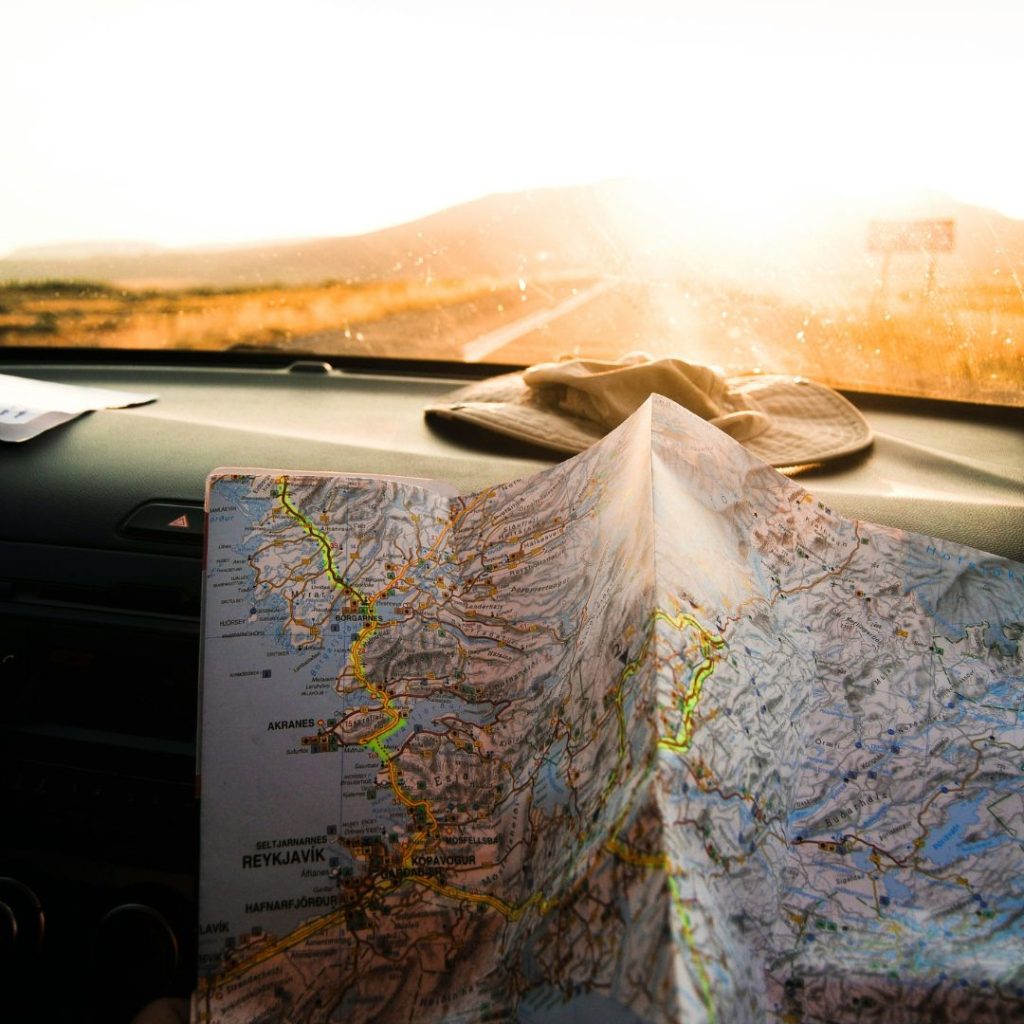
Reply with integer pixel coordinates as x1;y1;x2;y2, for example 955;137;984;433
370;486;496;603
654;611;725;755
604;835;672;870
278;482;404;747
206;865;558;990
205;905;349;986
598;610;725;802
668;876;717;1023
600;627;655;802
276;479;437;822
410;874;557;921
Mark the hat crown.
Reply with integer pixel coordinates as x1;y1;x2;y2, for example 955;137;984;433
523;356;771;442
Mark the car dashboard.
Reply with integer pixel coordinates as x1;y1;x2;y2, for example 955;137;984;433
0;351;1021;1022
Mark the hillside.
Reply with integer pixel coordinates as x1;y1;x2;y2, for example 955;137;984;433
2;180;1021;296
0;184;632;288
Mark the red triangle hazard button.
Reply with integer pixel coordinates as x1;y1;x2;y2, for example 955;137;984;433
122;503;202;542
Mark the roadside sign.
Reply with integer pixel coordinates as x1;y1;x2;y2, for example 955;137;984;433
867;219;955;253
868;218;955;302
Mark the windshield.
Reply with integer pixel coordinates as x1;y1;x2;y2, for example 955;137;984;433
2;0;1020;406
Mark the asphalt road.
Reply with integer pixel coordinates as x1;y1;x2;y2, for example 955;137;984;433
460;280;616;362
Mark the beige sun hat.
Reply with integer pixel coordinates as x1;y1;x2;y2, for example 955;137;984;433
426;354;873;467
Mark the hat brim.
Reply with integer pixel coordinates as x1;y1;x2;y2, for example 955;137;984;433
426;372;872;468
726;375;873;466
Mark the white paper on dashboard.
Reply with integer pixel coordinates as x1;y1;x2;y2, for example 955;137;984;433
0;372;157;442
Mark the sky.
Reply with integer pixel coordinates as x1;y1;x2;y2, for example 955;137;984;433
2;0;1021;255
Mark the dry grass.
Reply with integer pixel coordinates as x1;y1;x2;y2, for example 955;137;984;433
483;278;1022;406
0;275;1019;405
0;275;587;356
684;284;1024;406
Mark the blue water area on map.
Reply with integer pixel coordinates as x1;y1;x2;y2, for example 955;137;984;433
988;623;1021;657
454;624;510;652
904;550;1024;645
399;693;496;735
371;595;405;625
339;747;409;841
922;793;989;867
272;640;338;681
518;990;649;1023
534;737;569;813
212;478;260;511
883;875;915;904
978;678;1021;703
788;799;827;827
850;849;874;874
955;833;1009;861
198;653;349;937
858;806;888;830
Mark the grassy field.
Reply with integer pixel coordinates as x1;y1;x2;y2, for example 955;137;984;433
667;280;1024;407
483;277;1022;406
0;274;1019;405
0;275;590;359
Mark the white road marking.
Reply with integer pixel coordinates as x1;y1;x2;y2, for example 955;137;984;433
461;279;615;363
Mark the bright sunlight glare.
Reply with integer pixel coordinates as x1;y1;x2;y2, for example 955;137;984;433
1;0;1020;254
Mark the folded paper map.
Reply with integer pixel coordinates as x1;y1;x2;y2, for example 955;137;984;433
196;395;1023;1023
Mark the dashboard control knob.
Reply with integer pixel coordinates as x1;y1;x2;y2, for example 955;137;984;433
0;878;44;960
93;903;179;1003
0;901;17;951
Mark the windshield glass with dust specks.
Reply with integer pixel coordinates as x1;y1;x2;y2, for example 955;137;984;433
2;0;1020;406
